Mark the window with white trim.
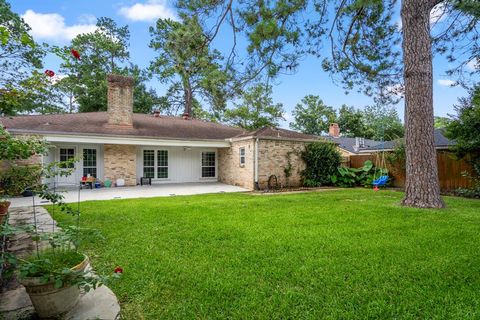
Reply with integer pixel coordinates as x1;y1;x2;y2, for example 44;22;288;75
82;149;97;177
239;147;245;167
59;148;75;168
143;149;169;179
143;150;155;178
201;151;216;178
157;150;168;179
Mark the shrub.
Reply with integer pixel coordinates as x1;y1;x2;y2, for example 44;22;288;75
330;160;389;188
0;165;42;196
331;167;357;187
455;162;480;198
301;141;341;186
385;141;406;174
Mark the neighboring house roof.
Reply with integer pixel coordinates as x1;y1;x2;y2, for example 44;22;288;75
360;129;455;152
323;136;382;154
0;112;247;141
233;127;321;141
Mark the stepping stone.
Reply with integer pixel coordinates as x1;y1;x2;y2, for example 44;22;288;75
0;287;35;320
65;286;121;320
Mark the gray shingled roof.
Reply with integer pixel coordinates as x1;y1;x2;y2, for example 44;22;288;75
360;129;455;152
234;127;321;141
323;136;382;154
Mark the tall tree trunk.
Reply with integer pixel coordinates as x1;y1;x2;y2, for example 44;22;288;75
182;76;193;117
401;0;445;208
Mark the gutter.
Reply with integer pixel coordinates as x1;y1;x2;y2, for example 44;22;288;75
254;138;259;190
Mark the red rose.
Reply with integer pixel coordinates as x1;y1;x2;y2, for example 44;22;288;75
44;69;55;77
71;49;80;60
114;266;123;274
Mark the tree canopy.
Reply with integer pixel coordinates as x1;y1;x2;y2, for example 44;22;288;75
290;95;336;135
446;85;480;161
224;84;284;130
56;17;157;113
337;105;367;138
149;15;232;120
0;0;45;116
363;104;404;141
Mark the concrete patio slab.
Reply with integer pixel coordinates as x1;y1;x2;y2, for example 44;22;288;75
8;182;248;208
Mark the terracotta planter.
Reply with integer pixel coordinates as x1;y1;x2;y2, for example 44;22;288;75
21;255;89;319
0;201;10;224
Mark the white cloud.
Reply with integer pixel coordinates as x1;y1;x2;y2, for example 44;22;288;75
430;3;447;25
21;10;97;42
437;79;455;87
77;14;97;25
396;18;402;31
467;58;479;71
118;0;176;22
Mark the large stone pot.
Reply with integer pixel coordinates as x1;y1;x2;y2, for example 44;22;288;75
0;201;11;224
20;255;89;319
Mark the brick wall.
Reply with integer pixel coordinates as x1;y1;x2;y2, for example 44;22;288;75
218;138;309;190
0;154;43;172
257;139;307;189
218;139;255;189
107;74;134;127
104;144;137;186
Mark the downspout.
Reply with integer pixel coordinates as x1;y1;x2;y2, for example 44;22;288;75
254;138;259;190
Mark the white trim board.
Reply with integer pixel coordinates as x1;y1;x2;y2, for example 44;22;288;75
42;134;230;148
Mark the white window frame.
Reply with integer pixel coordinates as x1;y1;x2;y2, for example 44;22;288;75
239;147;246;167
142;149;169;180
58;146;76;169
156;150;169;179
82;148;98;178
143;150;155;179
201;151;217;179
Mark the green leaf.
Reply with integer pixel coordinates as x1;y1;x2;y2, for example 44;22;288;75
0;26;9;46
362;160;373;172
54;278;63;289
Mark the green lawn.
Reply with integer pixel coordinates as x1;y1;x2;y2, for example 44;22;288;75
51;189;480;319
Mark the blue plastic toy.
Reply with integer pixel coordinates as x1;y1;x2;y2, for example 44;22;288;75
373;175;389;187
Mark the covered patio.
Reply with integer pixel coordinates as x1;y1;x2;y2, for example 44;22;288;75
8;182;248;208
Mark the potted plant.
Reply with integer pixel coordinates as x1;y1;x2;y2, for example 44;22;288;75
17;228;106;318
13;182;117;318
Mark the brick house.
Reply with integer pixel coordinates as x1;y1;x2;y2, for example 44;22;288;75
0;75;321;190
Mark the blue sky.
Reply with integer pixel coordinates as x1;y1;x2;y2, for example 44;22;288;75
9;0;476;128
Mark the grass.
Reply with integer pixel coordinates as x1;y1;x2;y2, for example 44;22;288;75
50;189;480;319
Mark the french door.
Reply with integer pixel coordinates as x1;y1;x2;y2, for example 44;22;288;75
56;147;77;186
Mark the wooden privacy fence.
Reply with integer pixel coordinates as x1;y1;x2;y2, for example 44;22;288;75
349;151;474;191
